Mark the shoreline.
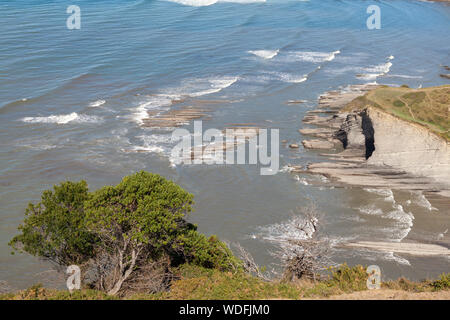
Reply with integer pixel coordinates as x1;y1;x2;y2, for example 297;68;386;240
289;83;450;257
289;84;450;198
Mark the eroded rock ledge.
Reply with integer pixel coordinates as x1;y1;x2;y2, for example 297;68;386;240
292;84;450;198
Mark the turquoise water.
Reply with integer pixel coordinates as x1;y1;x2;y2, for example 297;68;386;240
1;0;449;288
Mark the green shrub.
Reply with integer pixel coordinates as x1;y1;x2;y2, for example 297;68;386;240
181;233;241;271
9;181;97;266
326;264;368;293
10;171;241;295
431;273;450;291
85;171;195;257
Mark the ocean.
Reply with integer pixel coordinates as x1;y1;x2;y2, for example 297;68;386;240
0;0;449;288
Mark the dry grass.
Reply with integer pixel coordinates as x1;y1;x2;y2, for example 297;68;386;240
344;85;450;141
2;265;448;300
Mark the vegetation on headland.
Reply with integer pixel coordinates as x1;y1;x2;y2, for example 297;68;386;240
1;265;449;300
8;171;240;296
3;171;450;300
343;85;450;141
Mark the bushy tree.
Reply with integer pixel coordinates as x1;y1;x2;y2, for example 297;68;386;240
84;171;195;294
9;181;96;267
10;171;241;295
181;232;240;271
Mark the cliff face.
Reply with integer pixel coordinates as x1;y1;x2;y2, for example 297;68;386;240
335;107;450;187
335;110;375;159
296;84;450;197
366;108;450;187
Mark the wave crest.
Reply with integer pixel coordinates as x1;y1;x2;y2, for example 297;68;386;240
21;112;102;124
166;0;265;6
248;49;279;59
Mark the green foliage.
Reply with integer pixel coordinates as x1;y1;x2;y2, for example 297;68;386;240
85;171;194;254
0;284;117;300
326;264;368;292
154;264;300;300
9;181;96;266
181;233;242;271
431;273;450;291
10;171;239;296
345;85;450;141
2;266;450;300
402;91;426;103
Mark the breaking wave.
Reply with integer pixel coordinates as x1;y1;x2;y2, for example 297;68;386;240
89;99;106;107
132;76;239;124
357;55;394;81
282;50;340;63
360;188;414;242
364;188;395;203
21;112;102;124
411;191;438;212
264;71;307;83
166;0;265;7
248;49;279;59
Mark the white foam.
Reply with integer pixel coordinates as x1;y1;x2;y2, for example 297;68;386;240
21;112;102;124
283;50;340;63
386;204;414;226
383;74;422;79
20;143;58;150
248;49;279;59
89;99;106;107
411;191;438;212
358;204;384;216
127;135;173;154
362;188;414;241
188;76;239;97
166;0;217;6
295;176;309;185
129;145;165;153
166;0;265;6
278;165;294;173
383;252;411;266
364;188;395;203
357;56;393;81
138;134;173;145
133;76;238;125
133;95;173;125
266;71;307;83
256;215;318;243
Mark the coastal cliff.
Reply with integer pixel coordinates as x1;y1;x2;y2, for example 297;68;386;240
293;84;450;198
367;107;450;186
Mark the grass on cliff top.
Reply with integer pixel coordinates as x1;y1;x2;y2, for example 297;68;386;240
1;264;449;300
343;85;450;141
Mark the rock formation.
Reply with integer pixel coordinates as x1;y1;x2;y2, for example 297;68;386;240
292;84;450;198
